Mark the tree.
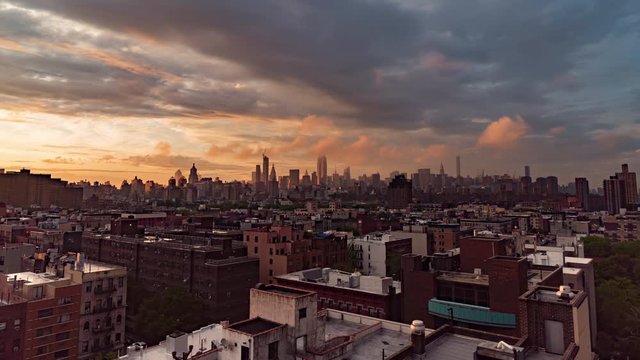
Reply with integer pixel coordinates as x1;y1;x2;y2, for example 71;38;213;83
133;288;215;344
582;236;611;257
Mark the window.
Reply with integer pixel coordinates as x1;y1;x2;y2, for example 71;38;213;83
84;322;90;330
269;269;273;276
116;333;121;342
14;319;20;330
55;332;70;341
84;301;91;313
117;296;123;307
0;322;5;331
298;308;307;319
269;258;273;265
58;314;71;323
58;296;72;305
85;281;92;293
54;349;69;359
254;247;258;254
254;236;258;242
36;327;52;337
246;235;249;242
81;341;89;353
37;308;53;318
268;341;279;360
37;346;48;355
118;277;124;288
269;248;273;255
33;286;44;299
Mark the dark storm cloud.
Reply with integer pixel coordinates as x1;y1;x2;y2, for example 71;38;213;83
15;0;639;133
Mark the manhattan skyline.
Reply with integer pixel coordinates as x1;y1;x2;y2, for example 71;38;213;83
1;1;639;184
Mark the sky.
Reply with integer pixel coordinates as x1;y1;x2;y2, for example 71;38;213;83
0;0;639;185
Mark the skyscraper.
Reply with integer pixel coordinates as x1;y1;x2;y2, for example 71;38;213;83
456;155;461;179
317;155;328;186
617;164;638;208
575;177;590;210
262;154;269;188
289;169;300;188
418;168;431;191
188;163;198;185
387;174;412;209
524;165;531;178
604;176;626;214
255;164;261;184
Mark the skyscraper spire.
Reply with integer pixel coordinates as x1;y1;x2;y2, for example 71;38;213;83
270;164;277;181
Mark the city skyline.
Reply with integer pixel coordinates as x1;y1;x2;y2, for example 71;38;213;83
1;1;639;184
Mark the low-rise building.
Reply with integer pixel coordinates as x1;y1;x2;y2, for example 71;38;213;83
349;233;412;279
275;267;402;321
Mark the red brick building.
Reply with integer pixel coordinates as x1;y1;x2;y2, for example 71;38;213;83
0;169;82;209
0;272;82;360
275;268;402;321
0;298;26;360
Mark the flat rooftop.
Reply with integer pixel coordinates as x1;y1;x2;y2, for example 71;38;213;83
256;284;313;297
77;261;126;273
227;317;283;335
424;333;484;360
277;268;401;295
437;271;489;286
6;272;68;286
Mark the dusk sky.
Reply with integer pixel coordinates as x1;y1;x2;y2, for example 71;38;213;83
1;0;639;185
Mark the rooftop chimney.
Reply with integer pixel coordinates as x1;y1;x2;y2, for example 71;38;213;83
410;320;426;355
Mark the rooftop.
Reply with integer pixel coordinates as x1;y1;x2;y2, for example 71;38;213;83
255;284;313;297
424;333;484;360
227;317;284;335
277;267;401;295
437;271;489;286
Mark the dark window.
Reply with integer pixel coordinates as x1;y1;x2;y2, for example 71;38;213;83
84;322;90;330
268;341;279;360
298;308;307;319
55;332;70;341
241;346;250;360
37;308;53;318
36;327;52;337
254;236;258;242
54;349;69;359
254;247;258;254
37;346;47;355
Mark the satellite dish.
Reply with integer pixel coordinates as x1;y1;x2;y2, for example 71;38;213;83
220;338;228;348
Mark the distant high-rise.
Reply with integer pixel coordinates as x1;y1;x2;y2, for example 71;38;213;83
524;165;531;178
289;169;300;187
546;176;559;194
188;163;199;185
456;155;461;178
418;168;431;191
255;164;261;184
387;174;412;209
575;177;590;210
343;166;351;188
604;176;626;214
439;162;446;190
262;154;269;187
269;164;278;197
317;155;328;186
617;164;638;208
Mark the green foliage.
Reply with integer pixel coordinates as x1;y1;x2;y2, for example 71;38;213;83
132;288;215;345
593;239;640;359
583;236;612;257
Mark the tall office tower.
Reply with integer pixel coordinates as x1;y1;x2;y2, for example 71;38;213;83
188;163;199;185
439;162;446;189
456;155;461;179
262;154;269;187
371;173;381;190
418;168;431;191
255;165;261;184
289;169;300;187
411;173;420;190
269;164;278;196
604;176;627;214
546;176;559;194
575;177;590;210
317;155;328;186
617;164;638;208
520;176;532;195
311;171;317;186
525;165;531;178
343;166;351;188
387;174;413;209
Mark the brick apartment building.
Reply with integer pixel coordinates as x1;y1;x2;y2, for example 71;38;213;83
401;236;565;338
63;257;127;359
602;213;639;241
349;233;412;279
0;271;82;360
276;267;402;321
243;226;348;284
0;169;82;209
0;297;26;360
81;232;258;322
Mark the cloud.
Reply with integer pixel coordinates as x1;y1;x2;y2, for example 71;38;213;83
42;156;78;164
154;141;172;156
477;116;529;149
